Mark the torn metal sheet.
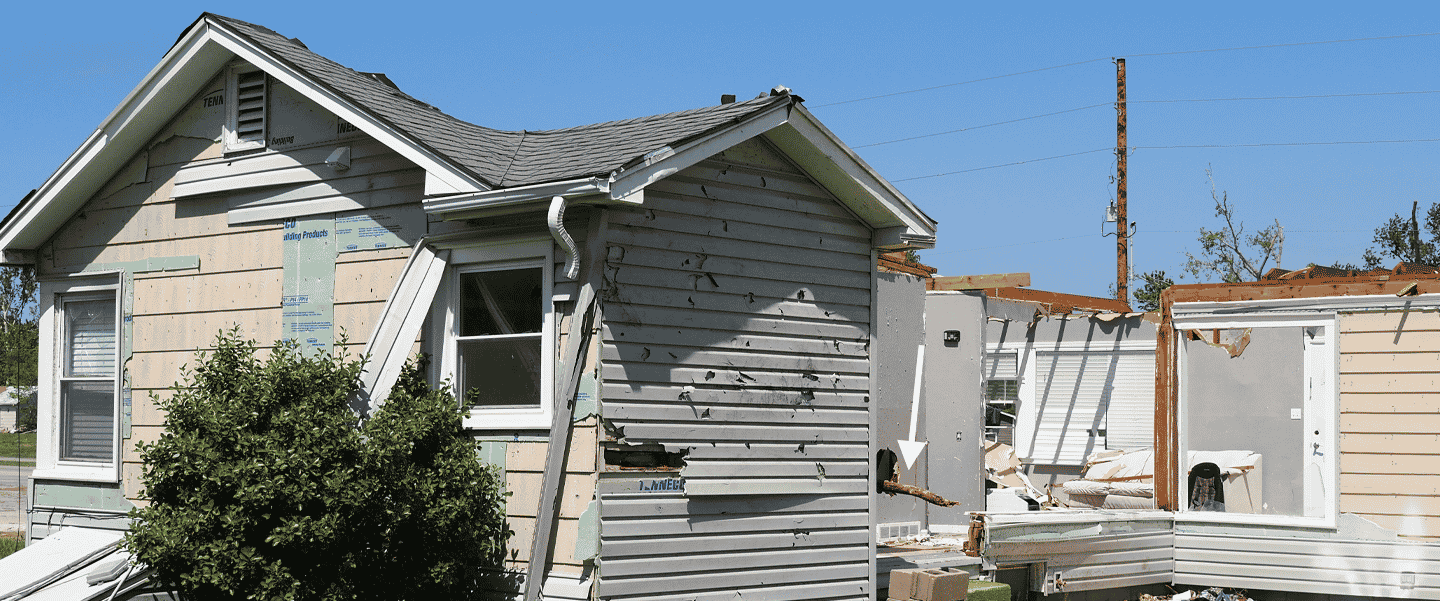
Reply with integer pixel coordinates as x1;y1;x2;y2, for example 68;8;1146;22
1186;328;1251;357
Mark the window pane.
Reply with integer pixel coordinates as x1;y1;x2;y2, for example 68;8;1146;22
460;268;542;337
66;299;116;377
460;336;542;407
61;381;114;462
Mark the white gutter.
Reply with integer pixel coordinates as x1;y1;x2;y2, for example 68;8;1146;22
423;177;619;218
547;196;580;280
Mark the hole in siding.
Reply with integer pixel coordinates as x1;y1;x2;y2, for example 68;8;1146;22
604;443;687;470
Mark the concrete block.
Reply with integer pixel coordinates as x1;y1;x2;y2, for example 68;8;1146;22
915;568;968;601
890;569;922;600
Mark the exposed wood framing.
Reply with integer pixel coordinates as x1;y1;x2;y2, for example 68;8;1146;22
983;286;1130;314
1155;290;1177;510
929;273;1030;291
877;251;936;279
1165;273;1440;304
525;210;607;601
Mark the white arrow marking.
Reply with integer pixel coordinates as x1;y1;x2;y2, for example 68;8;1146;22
897;344;928;470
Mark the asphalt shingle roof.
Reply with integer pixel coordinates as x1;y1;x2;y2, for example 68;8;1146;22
206;14;791;189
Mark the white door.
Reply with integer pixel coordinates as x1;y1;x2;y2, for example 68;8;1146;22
1303;325;1334;519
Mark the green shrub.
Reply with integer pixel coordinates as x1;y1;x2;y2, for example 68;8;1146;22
0;533;22;559
126;330;510;601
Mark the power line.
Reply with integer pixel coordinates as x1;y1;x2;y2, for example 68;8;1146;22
853;89;1440;150
811;58;1109;108
1134;89;1440;104
925;235;1096;256
894;138;1440;182
854;103;1111;148
813;31;1440;108
1127;31;1440;58
1136;138;1440;150
891;148;1112;182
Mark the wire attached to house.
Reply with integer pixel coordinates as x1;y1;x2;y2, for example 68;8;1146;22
890;148;1112;182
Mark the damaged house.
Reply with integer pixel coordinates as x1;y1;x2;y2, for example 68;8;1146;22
974;266;1440;600
0;13;936;600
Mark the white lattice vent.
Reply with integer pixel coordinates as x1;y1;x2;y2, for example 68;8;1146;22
877;521;922;541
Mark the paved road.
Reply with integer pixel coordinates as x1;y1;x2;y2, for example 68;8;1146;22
0;460;33;534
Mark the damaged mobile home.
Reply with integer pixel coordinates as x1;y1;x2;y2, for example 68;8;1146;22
0;13;937;600
973;266;1440;600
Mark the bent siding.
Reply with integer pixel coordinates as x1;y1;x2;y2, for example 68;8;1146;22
983;515;1174;595
1338;310;1440;540
597;140;873;601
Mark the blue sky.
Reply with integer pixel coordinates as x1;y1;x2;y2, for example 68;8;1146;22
4;2;1440;299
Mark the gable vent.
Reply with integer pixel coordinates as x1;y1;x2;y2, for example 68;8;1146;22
234;71;267;146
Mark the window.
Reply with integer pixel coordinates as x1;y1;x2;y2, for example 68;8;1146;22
436;239;554;429
457;267;543;407
983;352;1018;446
60;297;117;462
36;275;122;481
224;64;267;152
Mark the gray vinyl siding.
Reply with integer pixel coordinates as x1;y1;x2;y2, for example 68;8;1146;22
596;142;873;601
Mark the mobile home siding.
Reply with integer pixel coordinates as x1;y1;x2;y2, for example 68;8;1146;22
1338;310;1440;540
984;515;1174;595
1174;527;1440;598
596;143;873;601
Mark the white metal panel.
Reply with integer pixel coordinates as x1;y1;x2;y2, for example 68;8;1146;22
1175;532;1440;599
1104;350;1156;452
984;352;1018;379
1030;352;1110;465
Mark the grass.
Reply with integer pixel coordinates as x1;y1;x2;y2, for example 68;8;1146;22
0;533;22;559
0;432;35;459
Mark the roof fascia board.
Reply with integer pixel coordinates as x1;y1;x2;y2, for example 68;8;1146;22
0;27;229;253
770;104;936;241
1174;292;1440;321
203;20;486;195
606;101;793;199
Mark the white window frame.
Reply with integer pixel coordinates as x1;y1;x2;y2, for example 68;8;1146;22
1173;310;1338;528
34;273;123;483
435;238;554;430
223;64;267;153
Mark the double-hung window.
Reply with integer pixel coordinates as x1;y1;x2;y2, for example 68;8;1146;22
37;275;122;481
438;239;554;430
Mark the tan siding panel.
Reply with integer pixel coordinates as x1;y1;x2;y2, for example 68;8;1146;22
1341;372;1440;395
133;307;283;353
1341;412;1440;433
54;229;283;276
133;269;282;315
1341;392;1440;413
1343;433;1440;454
1341;493;1440;516
1344;474;1440;495
1341;330;1440;354
1343;453;1440;474
1341;311;1440;333
1341;352;1440;374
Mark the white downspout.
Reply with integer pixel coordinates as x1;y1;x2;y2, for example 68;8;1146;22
548;195;580;280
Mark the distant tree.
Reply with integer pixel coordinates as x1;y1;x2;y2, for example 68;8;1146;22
0;266;36;388
1131;270;1174;312
1183;167;1283;283
1359;200;1440;269
126;330;510;601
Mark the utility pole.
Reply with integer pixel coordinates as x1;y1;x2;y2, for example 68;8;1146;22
1115;58;1129;306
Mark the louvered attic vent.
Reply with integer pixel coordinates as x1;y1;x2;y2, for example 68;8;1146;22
226;66;267;152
